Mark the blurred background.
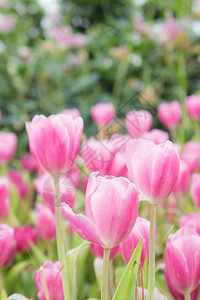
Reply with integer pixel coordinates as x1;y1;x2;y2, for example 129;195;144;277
0;0;200;155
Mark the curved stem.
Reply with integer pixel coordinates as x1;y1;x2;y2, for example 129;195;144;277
101;248;110;300
54;176;71;300
147;204;157;300
184;292;191;300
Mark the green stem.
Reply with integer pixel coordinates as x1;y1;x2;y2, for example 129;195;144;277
184;292;191;300
101;248;110;300
147;204;157;300
54;176;71;300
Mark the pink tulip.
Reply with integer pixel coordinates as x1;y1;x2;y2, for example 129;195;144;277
181;150;199;174
186;95;200;120
8;169;29;200
172;160;190;195
26;114;83;175
126;139;180;204
36;204;56;241
125;110;153;138
184;141;200;155
62;172;139;248
14;226;37;253
166;195;176;222
34;173;76;212
179;213;200;236
65;164;80;188
0;132;17;164
158;101;181;129
120;217;153;266
35;261;64;300
165;227;200;296
21;153;37;173
60;108;80;119
90;243;120;260
90;103;115;127
0;224;15;267
141;129;169;145
0;177;9;220
190;174;200;208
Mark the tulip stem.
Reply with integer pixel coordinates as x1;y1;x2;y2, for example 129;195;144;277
54;176;71;300
184;293;191;300
147;204;157;300
101;248;110;300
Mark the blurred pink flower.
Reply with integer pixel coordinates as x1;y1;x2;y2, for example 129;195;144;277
158;101;181;129
91;102;115;127
0;132;17;164
35;261;64;300
0;224;15;267
0;14;17;33
0;177;9;220
21;153;37;173
125;110;153;138
186;95;200;120
179;213;200;236
8;169;29;200
141;129;169;145
36;204;56;241
14;226;37;253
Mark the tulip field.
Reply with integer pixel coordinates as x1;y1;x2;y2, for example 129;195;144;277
1;0;200;300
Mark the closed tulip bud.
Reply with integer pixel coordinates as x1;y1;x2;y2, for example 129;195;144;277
14;226;37;253
141;129;169;145
90;243;120;260
0;132;17;164
186;95;200;120
173;160;190;195
62;172;139;248
0;177;9;220
181;150;199;174
0;224;16;266
126;139;180;204
36;204;56;241
158;101;181;129
90;102;115;127
26;114;83;175
120;217;153;266
125;110;153;138
35;261;64;300
190;174;200;208
179;213;200;236
21;153;37;173
164;227;200;296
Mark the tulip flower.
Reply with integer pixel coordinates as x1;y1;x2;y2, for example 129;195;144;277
141;129;169;145
164;227;200;299
181;151;199;174
173;160;190;196
125;110;153;138
126;139;180;300
26;114;83;300
25;114;83;175
179;213;200;236
120;217;153;266
62;172;139;300
14;226;37;253
0;177;9;220
90;102;115;128
21;153;37;173
158;101;181;129
190;174;200;208
36;204;56;241
0;224;16;267
35;261;64;300
0;132;17;164
186;95;200;120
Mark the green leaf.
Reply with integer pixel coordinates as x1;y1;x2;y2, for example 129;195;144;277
0;289;7;300
142;258;148;289
112;239;142;300
4;261;32;287
66;242;89;300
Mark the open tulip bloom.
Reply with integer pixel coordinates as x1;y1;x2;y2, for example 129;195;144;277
62;172;139;299
126;139;180;300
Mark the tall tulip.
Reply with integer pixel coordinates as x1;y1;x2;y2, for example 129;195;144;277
26;114;83;300
62;172;139;300
126;139;180;300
